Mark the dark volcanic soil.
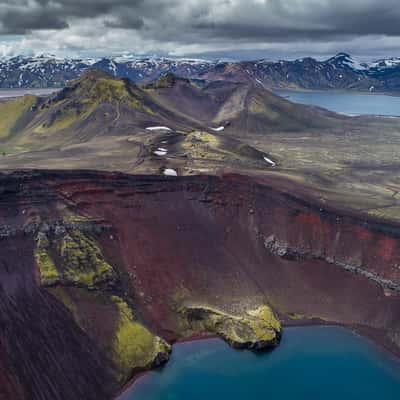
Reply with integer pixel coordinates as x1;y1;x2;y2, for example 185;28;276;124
0;170;400;399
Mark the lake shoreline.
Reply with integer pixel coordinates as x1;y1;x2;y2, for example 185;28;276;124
115;321;400;399
273;88;400;116
114;331;220;399
273;87;400;98
0;87;62;99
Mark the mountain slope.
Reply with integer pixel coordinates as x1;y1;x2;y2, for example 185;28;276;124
0;71;277;174
143;73;228;123
0;70;200;152
0;70;345;168
209;82;342;135
144;73;342;134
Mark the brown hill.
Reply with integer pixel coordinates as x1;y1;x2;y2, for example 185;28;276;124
0;69;344;151
144;74;343;134
0;70;200;152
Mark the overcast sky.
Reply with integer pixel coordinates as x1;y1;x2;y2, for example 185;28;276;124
0;0;399;60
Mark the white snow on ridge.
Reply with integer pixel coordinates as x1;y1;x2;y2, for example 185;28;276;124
163;168;178;176
210;126;225;132
369;58;400;69
146;126;172;131
341;58;368;71
327;53;368;71
263;156;276;167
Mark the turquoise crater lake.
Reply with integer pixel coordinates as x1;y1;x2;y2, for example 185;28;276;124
120;326;400;400
275;89;400;116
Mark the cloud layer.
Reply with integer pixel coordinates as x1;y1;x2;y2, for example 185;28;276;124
0;0;399;59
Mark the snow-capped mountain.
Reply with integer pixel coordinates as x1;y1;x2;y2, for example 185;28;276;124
197;53;400;92
0;55;213;88
0;53;400;92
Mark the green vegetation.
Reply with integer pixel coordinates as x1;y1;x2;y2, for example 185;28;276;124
112;296;171;381
181;304;281;348
35;228;116;289
60;229;116;288
0;95;36;139
84;78;153;111
34;75;155;135
182;131;223;159
148;73;190;89
37;219;171;384
34;233;61;286
48;286;171;384
246;305;281;337
287;312;328;322
249;94;279;120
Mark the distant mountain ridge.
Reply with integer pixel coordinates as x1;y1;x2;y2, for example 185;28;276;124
1;53;400;92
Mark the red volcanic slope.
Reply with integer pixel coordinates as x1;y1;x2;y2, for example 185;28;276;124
0;170;399;399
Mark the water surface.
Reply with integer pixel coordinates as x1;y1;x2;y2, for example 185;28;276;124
121;326;400;400
275;89;400;116
0;88;60;99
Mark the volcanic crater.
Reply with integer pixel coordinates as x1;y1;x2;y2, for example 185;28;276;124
0;170;399;399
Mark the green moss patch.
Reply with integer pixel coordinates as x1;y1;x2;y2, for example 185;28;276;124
287;312;329;322
34;232;61;286
60;229;116;288
48;288;170;384
249;94;279;120
181;304;281;349
34;75;155;135
111;296;171;382
0;95;37;139
35;228;117;289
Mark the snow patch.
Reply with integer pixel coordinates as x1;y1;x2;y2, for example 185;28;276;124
146;126;172;131
154;147;168;156
369;58;400;70
210;126;225;132
163;168;178;176
263;156;276;167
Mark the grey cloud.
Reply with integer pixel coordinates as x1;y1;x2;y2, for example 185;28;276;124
1;1;400;57
0;0;146;33
104;15;145;30
0;9;68;34
100;0;400;44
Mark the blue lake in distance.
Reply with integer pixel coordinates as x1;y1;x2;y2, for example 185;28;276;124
275;89;400;116
0;88;60;99
120;326;400;400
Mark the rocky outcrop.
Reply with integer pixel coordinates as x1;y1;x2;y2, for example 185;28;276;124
107;296;171;382
34;227;117;289
181;305;281;349
264;235;400;292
